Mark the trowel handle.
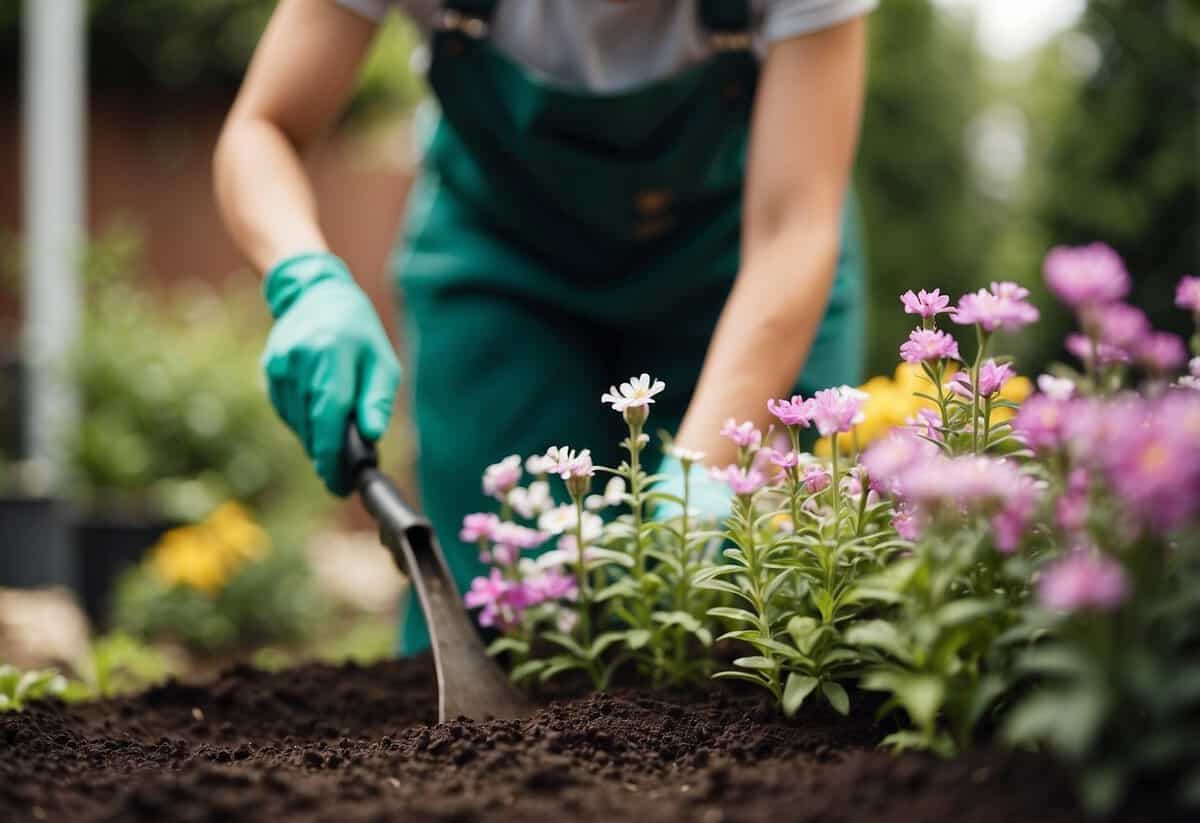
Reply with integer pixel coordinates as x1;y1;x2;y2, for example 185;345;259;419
342;423;431;538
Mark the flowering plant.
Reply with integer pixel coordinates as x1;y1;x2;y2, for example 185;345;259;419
462;244;1199;815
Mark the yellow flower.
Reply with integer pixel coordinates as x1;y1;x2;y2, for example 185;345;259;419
147;501;271;594
149;528;230;594
815;364;936;456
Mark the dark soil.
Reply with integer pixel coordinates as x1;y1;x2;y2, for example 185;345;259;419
0;656;1170;822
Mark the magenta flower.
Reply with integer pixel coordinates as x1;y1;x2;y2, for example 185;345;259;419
1013;394;1071;453
1176;275;1200;314
861;430;938;496
1107;416;1200;532
951;282;1040;333
1038;549;1128;613
992;475;1038;554
900;288;952;318
1065;333;1130;367
908;407;943;441
711;464;766;497
459;512;500;543
840;466;877;504
899;328;961;364
482;455;522;500
767;395;815;428
802;463;831;494
1137;332;1188;373
525;568;578;604
1042;243;1130;308
810;386;868;437
720;418;763;449
947;359;1014;399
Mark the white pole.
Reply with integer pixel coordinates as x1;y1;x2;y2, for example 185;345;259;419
22;0;86;488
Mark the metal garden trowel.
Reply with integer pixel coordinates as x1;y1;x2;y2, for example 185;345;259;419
342;425;531;723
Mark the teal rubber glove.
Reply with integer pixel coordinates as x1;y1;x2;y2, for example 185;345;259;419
652;454;732;525
261;252;401;496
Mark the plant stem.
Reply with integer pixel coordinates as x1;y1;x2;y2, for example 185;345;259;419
831;432;841;538
574;497;591;647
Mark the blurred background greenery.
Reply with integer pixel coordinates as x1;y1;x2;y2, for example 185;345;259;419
0;0;1196;688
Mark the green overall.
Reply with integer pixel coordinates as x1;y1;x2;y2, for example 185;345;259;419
393;0;866;654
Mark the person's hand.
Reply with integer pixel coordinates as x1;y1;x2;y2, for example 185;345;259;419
651;454;732;525
261;252;401;495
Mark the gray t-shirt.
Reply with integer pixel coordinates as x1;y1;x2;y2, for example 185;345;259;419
336;0;876;92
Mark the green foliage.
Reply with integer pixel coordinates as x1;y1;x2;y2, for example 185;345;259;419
112;539;329;657
0;2;425;119
0;665;67;711
70;225;327;533
77;631;173;699
1031;0;1200;369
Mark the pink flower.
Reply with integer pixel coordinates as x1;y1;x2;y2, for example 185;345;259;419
1176;275;1200;313
900;289;952;318
482;455;522;500
947;359;1014;398
802;463;831;494
1014;395;1071;452
907;407;943;441
1137;332;1188;373
899;328;961;364
1055;468;1089;534
861;430;938;496
891;506;923;540
1086;302;1150;350
524;568;578;604
545;446;593;480
720;418;763;449
601;373;665;413
464;569;520;629
1106;408;1200;532
767;395;815;428
951;282;1040;333
491;522;547;551
711;465;766;497
991;475;1038;554
768;449;801;469
459;512;499;543
810;386;868;437
1065;333;1130;367
1038;549;1128;613
840;466;877;504
1042;243;1130;308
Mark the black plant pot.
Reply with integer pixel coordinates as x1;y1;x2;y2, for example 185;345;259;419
75;516;178;627
0;355;26;461
0;496;77;590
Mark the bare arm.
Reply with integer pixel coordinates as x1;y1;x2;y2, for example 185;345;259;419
673;18;867;465
214;0;378;274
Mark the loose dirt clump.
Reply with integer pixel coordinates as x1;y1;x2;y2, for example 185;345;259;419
0;656;1165;822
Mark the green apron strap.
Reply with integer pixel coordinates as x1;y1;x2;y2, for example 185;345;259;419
698;0;751;34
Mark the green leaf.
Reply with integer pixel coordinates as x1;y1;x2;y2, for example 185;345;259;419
1004;687;1109;759
693;564;746;584
539;657;587;683
1015;645;1093;679
846;620;910;663
589;632;627;659
542;631;587;658
695;578;750;598
651;611;701;632
861;671;944;731
782;674;819;716
935;599;998;628
708;606;761;625
713;670;770;687
509;659;546;683
733;656;778;671
822;680;851;715
1079;765;1126;816
878;730;934;753
486;637;530;657
786;616;820;655
593;578;638;602
625;629;652;650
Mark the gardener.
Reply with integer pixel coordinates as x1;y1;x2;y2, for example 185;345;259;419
215;0;873;654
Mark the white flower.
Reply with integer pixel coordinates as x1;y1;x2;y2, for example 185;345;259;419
1179;375;1200;391
667;445;706;464
601;373;665;412
585;476;626;511
1036;374;1076;401
525;453;556;476
508;480;553;520
537;505;602;539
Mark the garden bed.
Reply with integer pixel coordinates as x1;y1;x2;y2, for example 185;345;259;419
0;655;1132;823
